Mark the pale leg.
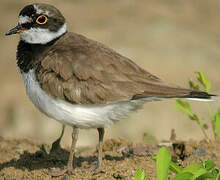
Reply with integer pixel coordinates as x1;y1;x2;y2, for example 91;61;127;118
49;127;79;177
97;128;104;168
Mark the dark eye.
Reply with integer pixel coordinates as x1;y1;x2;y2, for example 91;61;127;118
36;15;48;25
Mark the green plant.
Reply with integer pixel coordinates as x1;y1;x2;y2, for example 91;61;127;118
135;168;147;180
213;109;220;139
134;146;172;180
135;147;220;179
168;152;220;179
175;72;219;141
156;147;171;180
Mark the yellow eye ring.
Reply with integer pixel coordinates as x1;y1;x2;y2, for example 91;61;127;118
36;15;48;25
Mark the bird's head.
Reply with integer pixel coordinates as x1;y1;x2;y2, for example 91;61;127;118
6;3;67;44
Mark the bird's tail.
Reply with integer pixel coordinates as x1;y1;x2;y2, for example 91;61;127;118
181;91;216;102
164;89;216;101
132;82;216;101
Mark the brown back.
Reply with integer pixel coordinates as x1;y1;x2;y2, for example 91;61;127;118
35;32;210;104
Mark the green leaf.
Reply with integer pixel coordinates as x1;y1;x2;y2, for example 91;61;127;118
156;147;171;180
174;162;211;179
175;100;197;120
135;168;147;180
152;156;156;161
203;160;216;171
212;168;220;177
196;72;211;92
171;172;194;180
198;172;215;179
153;156;182;174
182;162;203;173
213;109;220;122
192;168;208;179
169;161;183;174
215;110;220;139
189;80;200;90
181;162;209;178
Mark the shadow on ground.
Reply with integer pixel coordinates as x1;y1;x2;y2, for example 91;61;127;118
0;146;125;172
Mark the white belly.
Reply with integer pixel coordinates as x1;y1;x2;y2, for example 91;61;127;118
21;69;160;129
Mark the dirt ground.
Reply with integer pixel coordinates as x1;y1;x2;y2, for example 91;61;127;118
0;137;220;180
1;0;220;147
1;0;220;179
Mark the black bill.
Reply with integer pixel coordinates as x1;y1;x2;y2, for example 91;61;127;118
5;25;23;36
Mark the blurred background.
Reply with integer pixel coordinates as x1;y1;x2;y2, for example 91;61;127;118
0;0;220;147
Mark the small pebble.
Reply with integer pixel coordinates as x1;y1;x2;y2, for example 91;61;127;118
193;148;206;156
61;175;69;180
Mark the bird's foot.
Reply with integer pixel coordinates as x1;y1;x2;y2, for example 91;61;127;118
89;164;105;175
93;166;105;175
48;166;74;177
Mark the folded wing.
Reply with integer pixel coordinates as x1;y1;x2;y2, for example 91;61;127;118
36;32;213;105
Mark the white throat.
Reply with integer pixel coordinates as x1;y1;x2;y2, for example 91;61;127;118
20;23;67;44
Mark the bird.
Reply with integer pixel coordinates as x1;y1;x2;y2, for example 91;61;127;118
5;3;214;177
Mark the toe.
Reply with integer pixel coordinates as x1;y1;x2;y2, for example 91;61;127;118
48;168;67;177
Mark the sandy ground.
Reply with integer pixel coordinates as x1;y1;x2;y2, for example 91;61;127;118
0;137;220;179
0;0;220;145
0;0;220;179
0;0;220;147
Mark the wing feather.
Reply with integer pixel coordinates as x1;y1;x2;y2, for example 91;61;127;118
36;32;211;104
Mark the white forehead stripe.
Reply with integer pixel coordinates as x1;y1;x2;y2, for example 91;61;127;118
20;23;67;44
33;4;49;16
19;15;32;24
